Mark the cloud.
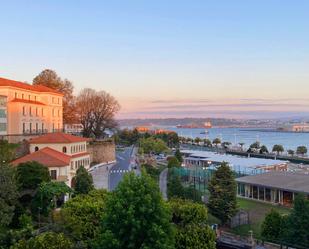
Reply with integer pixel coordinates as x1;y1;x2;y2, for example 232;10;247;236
117;97;309;119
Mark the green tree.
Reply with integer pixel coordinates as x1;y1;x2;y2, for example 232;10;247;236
141;164;161;181
168;156;181;168
285;194;309;247
93;173;175;249
169;199;208;226
203;139;212;147
0;140;17;166
167;170;201;202
260;145;269;154
170;199;216;249
296;146;307;156
183;186;202;203
0;163;18;228
272;144;284;155
261;209;285;242
175;225;216;249
61;189;108;245
74;166;94;195
167;172;185;200
250;141;260;149
139;137;168;154
208;163;237;224
212;138;221;147
287;149;295;156
11;232;73;249
33;69;76;124
174;149;183;163
16;161;51;191
155;132;180;148
194;137;202;144
31;182;72;216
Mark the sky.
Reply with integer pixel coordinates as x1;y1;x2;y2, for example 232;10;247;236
1;0;309;119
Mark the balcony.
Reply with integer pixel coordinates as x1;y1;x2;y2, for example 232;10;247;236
23;129;49;135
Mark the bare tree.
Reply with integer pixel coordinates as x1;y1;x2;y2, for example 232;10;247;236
76;88;120;138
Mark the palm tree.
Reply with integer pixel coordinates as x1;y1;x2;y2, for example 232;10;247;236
203;138;212;147
272;144;284;155
287;149;295;157
296;146;307;156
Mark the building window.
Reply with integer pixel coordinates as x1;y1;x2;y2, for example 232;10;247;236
58;109;60;117
22;106;26;115
28;95;31;100
29;107;32;116
0;109;6;118
36;123;38;133
41;108;44;116
23;123;26;133
42;123;44;132
22;94;24;99
63;146;67;153
29;123;32;133
15;92;17;98
36;108;38;116
71;162;74;170
35;96;37;101
35;146;39;152
0;123;7;132
50;170;57;180
52;123;55;132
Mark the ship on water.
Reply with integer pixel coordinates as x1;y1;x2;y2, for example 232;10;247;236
176;121;212;129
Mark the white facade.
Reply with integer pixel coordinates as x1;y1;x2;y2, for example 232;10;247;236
29;140;91;187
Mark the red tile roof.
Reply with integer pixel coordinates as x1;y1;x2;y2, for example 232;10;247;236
11;98;46;105
30;132;89;144
0;77;63;95
12;147;71;167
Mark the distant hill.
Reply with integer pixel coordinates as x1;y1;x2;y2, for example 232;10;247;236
117;118;279;128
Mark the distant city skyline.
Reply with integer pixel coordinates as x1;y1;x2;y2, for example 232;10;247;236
1;1;309;119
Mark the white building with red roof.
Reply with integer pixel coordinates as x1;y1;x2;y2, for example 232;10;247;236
12;132;91;187
0;77;63;140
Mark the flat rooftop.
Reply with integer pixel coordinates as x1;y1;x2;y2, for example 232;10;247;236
181;150;286;168
236;171;309;194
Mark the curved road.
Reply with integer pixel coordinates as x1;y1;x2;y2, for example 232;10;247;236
108;146;138;191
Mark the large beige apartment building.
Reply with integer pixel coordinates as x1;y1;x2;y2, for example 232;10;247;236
0;77;63;139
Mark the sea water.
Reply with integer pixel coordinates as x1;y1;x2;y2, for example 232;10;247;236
169;127;309;151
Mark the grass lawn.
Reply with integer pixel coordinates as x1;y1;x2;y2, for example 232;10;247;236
230;198;290;239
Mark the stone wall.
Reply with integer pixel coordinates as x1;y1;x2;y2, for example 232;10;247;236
87;141;116;164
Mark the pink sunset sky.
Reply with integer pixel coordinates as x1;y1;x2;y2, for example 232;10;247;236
1;1;309;119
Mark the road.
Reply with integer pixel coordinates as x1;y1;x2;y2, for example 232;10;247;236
108;146;137;191
90;163;113;190
159;168;168;200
